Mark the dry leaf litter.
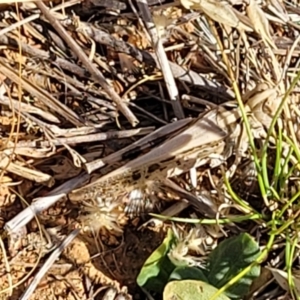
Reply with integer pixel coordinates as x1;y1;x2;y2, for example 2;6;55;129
0;0;300;299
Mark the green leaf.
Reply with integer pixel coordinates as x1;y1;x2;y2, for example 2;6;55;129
207;233;261;299
163;280;231;300
169;266;208;282
136;229;176;292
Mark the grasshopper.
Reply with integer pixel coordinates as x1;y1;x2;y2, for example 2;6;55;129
69;83;281;220
69;108;229;215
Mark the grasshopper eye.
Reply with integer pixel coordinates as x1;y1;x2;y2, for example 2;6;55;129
132;171;141;181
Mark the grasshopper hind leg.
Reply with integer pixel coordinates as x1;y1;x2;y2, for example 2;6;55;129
124;186;162;218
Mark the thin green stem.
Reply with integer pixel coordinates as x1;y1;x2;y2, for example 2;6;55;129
149;213;263;224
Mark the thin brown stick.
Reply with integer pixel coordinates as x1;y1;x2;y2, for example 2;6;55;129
35;1;139;127
13;127;155;148
136;0;185;119
0;33;233;98
0;58;83;126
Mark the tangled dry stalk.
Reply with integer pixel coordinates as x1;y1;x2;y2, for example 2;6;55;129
1;0;300;299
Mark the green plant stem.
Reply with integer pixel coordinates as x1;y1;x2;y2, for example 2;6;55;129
208;20;270;206
273;123;283;190
278;190;300;219
283;134;300;165
223;170;255;212
149;213;263;224
260;71;300;197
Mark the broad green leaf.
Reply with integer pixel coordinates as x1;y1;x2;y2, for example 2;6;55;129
163;280;230;300
169;266;208;282
136;229;176;292
207;233;261;299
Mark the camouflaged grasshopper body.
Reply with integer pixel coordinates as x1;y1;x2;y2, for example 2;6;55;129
70;83;281;218
70;108;228;213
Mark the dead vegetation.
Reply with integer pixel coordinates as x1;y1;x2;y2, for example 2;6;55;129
1;0;300;299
